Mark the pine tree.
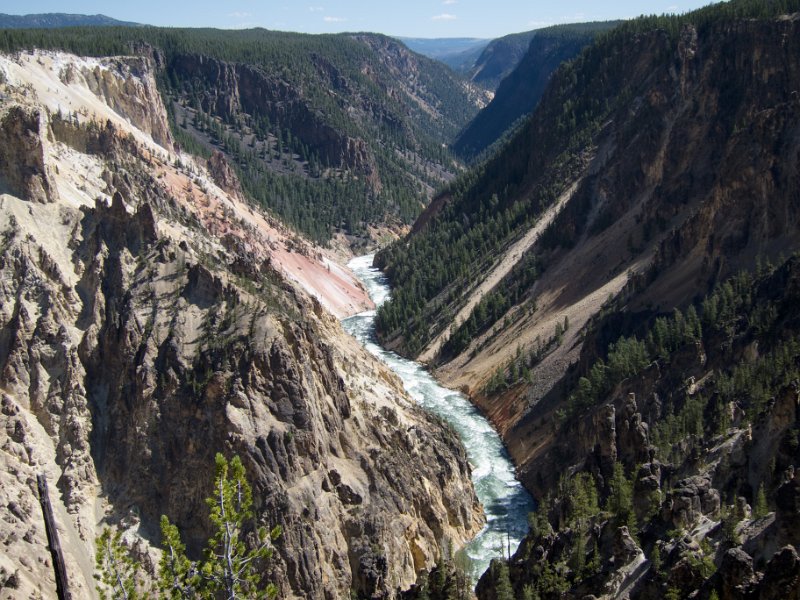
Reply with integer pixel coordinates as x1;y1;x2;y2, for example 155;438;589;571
96;454;281;600
493;560;514;600
571;472;600;526
753;483;769;519
650;544;662;578
522;584;539;600
607;462;636;531
665;587;681;600
95;528;142;600
158;516;193;599
197;454;281;599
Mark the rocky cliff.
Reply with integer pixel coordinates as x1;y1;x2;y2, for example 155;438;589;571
497;13;800;491
167;52;377;178
475;256;800;600
0;50;483;599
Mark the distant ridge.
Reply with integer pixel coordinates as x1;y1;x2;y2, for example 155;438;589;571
0;13;140;29
397;37;490;72
453;21;622;160
398;37;489;59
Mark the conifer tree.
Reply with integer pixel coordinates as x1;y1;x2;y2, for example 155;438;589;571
197;453;281;599
95;528;142;600
753;483;769;519
96;454;280;600
607;462;635;531
158;516;193;599
493;560;514;600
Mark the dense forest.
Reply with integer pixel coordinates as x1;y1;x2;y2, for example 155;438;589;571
0;26;479;243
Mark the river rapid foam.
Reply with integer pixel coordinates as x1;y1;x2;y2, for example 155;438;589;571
342;254;535;584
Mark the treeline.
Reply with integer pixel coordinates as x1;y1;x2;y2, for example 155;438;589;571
608;0;800;40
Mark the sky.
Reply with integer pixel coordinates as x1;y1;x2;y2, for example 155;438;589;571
3;1;721;39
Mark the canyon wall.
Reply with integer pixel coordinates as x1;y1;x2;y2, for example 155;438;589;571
0;50;482;599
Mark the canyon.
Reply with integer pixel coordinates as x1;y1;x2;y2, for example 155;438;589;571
2;3;800;598
0;50;482;599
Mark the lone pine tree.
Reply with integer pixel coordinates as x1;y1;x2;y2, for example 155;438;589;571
96;453;281;599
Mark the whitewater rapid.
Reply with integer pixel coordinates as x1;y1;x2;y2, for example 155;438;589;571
341;254;535;583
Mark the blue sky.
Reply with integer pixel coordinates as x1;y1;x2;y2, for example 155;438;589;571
4;1;720;38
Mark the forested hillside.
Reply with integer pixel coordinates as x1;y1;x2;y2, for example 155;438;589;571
452;21;620;161
379;0;800;596
466;29;538;91
375;0;800;360
0;26;481;244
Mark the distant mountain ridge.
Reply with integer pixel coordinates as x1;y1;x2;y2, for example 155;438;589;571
467;29;538;90
398;37;489;60
0;13;140;28
400;31;537;90
398;37;491;74
453;21;621;160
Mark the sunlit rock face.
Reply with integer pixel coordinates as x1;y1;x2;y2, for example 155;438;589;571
0;50;482;599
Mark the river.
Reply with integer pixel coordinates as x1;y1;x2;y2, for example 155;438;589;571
341;254;535;584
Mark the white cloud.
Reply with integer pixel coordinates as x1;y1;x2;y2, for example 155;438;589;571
324;15;347;22
432;13;457;21
527;20;554;28
228;11;252;18
443;0;457;4
308;6;324;12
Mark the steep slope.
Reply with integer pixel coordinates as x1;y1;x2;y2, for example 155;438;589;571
0;28;482;246
477;259;800;599
452;21;621;161
377;2;800;397
0;50;482;599
467;30;538;91
376;1;800;594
